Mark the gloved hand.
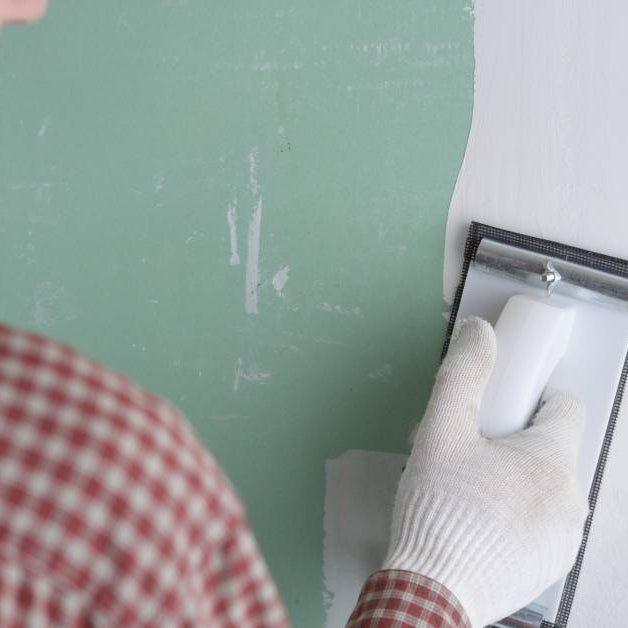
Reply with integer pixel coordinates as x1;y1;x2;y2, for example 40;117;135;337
383;317;588;628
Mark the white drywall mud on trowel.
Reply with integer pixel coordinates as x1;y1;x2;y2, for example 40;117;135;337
444;1;628;625
323;450;406;627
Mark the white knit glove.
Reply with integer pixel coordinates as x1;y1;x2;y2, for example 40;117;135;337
383;318;588;627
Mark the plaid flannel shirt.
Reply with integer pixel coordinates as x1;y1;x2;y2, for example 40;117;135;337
0;322;288;626
0;321;470;627
347;570;470;627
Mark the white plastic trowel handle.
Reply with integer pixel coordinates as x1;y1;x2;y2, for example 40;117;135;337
479;294;576;438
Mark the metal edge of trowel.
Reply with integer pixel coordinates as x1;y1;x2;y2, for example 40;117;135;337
444;222;628;628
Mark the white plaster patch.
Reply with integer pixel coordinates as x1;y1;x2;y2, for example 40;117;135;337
31;282;79;329
226;200;240;266
271;266;290;296
248;147;260;197
323;450;406;627
244;146;264;313
37;117;49;137
367;364;393;381
319;303;364;318
245;197;263;314
154;175;165;193
233;357;272;392
185;230;206;245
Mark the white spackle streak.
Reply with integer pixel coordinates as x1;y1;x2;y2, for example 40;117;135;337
37;118;49;137
233;357;271;392
443;3;628;625
32;282;78;329
367;364;393;380
320;303;364;318
272;266;290;296
245;198;263;314
323;450;406;627
246;369;271;383
227;201;240;266
248;147;260;197
233;358;243;392
185;231;206;245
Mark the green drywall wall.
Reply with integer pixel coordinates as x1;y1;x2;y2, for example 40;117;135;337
0;2;473;624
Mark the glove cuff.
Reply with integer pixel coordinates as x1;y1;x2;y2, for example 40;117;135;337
382;487;510;627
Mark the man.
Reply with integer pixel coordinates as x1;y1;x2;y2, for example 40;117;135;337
0;3;586;626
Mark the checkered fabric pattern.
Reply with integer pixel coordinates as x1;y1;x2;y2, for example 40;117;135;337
0;322;288;627
347;570;470;627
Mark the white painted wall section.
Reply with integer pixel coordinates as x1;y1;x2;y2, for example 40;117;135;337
323;450;406;627
445;0;628;303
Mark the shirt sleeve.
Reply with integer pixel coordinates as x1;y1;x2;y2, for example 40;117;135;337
0;322;289;627
346;570;470;628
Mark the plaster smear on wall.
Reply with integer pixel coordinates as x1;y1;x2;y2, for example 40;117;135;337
323;450;406;627
245;147;263;314
444;1;628;625
245;197;263;314
227;200;240;266
271;266;290;296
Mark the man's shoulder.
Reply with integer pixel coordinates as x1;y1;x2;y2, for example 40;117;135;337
0;322;244;596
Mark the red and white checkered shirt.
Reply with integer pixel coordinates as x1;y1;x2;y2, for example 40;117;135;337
0;322;472;627
0;322;288;626
347;570;470;627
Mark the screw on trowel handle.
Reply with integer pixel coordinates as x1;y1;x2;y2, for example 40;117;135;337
478;294;576;439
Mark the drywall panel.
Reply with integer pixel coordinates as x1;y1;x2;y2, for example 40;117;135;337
0;2;473;624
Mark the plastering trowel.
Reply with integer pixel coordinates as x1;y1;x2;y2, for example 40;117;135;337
445;223;628;627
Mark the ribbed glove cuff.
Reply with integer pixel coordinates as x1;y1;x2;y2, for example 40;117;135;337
383;488;507;627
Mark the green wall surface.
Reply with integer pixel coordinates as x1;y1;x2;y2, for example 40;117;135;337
0;2;473;625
